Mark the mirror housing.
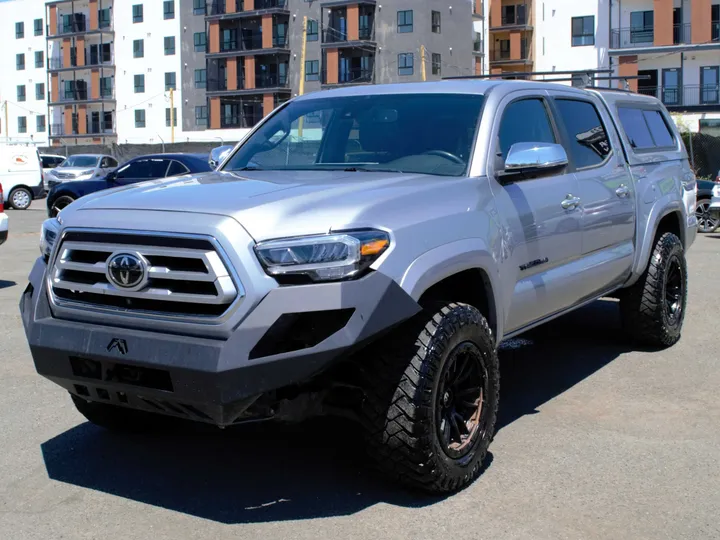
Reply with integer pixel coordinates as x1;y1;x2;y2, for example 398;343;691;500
499;142;568;181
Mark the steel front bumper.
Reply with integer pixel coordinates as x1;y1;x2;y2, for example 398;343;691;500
21;257;420;426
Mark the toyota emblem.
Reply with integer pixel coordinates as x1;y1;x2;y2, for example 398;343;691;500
106;252;147;290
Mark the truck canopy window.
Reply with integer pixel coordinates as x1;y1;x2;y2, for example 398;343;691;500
642;109;675;147
617;106;674;150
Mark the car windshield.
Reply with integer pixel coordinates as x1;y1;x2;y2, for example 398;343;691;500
223;93;484;177
59;156;100;168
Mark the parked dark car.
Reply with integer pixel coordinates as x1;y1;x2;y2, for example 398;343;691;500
46;154;212;217
695;178;720;233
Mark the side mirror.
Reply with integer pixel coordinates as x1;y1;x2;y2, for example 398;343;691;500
500;142;568;181
106;170;117;182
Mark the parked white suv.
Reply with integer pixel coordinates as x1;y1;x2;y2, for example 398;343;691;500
0;144;45;210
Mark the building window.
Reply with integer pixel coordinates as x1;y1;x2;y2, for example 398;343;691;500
163;0;175;19
164;36;176;55
132;4;143;23
195;105;208;127
99;8;111;28
193;0;206;15
135;109;146;128
165;72;176;90
194;68;207;88
571;16;594;46
305;60;319;81
194;31;207;52
432;10;441;33
397;10;413;33
307;19;318;41
36;83;45;100
101;77;113;97
16;53;25;70
37;115;46;133
166;108;177;127
34;18;43;36
17;85;26;102
630;11;654;43
432;53;441;75
398;53;413;76
35;51;44;69
134;74;145;93
133;39;144;58
15;21;24;39
18;116;27;133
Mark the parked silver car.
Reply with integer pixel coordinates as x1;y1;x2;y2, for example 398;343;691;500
45;154;119;188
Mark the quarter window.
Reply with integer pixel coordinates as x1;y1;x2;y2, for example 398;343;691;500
498;98;556;158
398;53;413;76
642;109;675;147
617;107;655;149
397;10;413;33
167;161;190;176
571;16;595;46
554;99;610;168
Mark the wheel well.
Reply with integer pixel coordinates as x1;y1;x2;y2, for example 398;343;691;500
9;185;32;194
655;211;683;246
418;269;496;337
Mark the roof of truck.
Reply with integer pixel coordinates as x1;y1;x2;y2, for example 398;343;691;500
295;79;597;101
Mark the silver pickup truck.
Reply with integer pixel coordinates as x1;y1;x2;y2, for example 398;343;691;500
21;80;697;494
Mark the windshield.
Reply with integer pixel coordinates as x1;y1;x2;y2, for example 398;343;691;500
223;93;484;177
59;155;100;168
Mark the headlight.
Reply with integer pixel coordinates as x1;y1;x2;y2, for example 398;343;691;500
40;217;61;259
76;169;95;179
255;230;390;282
713;184;720;197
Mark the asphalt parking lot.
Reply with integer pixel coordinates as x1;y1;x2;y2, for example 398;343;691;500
1;207;719;540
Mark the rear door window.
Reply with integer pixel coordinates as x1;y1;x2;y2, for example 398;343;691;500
167;160;190;176
116;159;171;180
554;99;611;169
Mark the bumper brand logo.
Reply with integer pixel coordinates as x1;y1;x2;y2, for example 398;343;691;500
107;252;146;289
107;338;128;355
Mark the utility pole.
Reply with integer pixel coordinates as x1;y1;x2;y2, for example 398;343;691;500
420;45;427;82
298;16;308;137
169;88;175;144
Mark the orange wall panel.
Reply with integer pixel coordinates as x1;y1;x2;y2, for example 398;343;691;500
77;36;85;66
64;105;73;134
227;57;238;90
91;70;100;99
691;0;711;43
51;74;59;102
326;49;339;84
63;38;72;68
618;55;639;91
89;0;98;30
490;0;501;27
653;0;673;46
49;6;58;36
262;15;273;48
348;5;359;41
509;31;521;59
208;21;220;53
244;56;255;89
263;94;275;117
210;97;221;129
77;105;87;135
245;0;254;9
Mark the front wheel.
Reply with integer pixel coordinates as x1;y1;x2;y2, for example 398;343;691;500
360;303;499;493
49;195;76;217
620;232;687;348
695;200;719;233
8;187;32;210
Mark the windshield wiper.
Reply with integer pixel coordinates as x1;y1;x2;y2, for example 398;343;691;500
343;166;404;173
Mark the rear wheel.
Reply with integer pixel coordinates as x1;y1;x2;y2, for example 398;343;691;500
71;394;167;432
50;195;76;217
695;200;719;233
360;302;499;493
620;232;687;348
8;187;32;210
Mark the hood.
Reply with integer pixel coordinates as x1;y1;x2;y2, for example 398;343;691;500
50;166;99;177
70;170;460;241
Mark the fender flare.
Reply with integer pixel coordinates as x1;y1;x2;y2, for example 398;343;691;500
399;238;504;340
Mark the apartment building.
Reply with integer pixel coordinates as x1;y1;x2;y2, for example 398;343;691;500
202;0;486;130
610;0;720;132
0;0;50;145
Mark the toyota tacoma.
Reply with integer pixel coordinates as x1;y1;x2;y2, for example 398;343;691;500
21;81;697;493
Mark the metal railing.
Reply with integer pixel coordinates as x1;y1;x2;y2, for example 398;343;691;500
209;0;285;14
58;19;87;35
489;45;529;62
713;22;719;41
255;72;289;88
221;113;263;128
322;68;373;85
673;23;691;45
48;56;114;70
638;85;720;107
49;122;116;137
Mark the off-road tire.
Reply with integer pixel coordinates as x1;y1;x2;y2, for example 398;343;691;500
71;394;168;432
359;302;499;494
620;232;687;348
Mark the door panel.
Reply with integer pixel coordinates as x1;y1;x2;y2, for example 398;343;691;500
488;93;582;333
549;93;636;294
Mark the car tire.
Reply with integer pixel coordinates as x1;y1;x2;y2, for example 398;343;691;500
359;302;499;494
71;394;169;433
695;199;719;234
620;232;687;348
50;195;76;217
8;187;32;210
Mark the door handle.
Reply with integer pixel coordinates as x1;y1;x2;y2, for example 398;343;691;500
561;194;581;210
616;185;630;198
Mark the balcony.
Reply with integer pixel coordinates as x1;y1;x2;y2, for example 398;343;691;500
322;52;374;86
48;55;114;71
48;15;113;38
207;0;289;18
610;24;692;49
489;44;529;64
50;85;115;104
490;2;531;29
638;85;720;109
322;5;375;46
49;121;116;138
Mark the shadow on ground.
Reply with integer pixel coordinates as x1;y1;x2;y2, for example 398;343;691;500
41;299;631;523
0;280;17;290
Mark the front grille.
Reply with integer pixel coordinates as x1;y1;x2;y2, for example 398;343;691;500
49;231;240;320
54;172;76;179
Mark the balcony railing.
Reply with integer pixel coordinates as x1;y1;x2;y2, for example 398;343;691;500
53;87;115;102
489;46;529;62
673;23;691;45
638;85;720;107
209;0;286;14
58;18;87;35
324;27;347;43
221;113;263;128
49;122;116;137
611;24;694;48
322;68;373;85
255;72;288;88
48;56;114;70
